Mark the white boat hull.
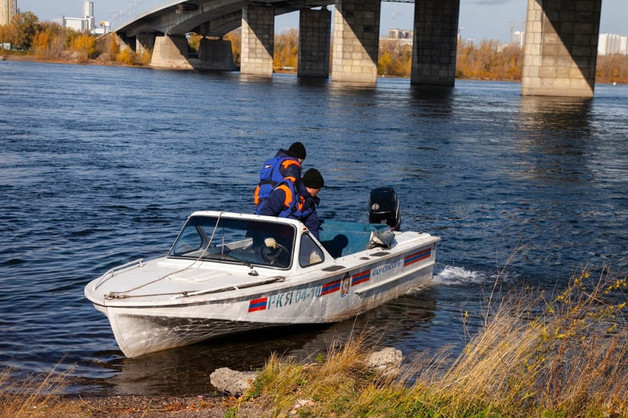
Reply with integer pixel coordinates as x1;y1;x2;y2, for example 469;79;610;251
85;211;440;357
94;256;435;357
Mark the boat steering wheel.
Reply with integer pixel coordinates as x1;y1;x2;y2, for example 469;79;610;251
261;237;288;265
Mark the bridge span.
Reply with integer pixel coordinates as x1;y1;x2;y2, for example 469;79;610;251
110;0;603;97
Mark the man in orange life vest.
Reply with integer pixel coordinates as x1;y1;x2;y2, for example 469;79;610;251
256;168;324;239
254;142;307;207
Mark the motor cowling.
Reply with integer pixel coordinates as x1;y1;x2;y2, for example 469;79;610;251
368;187;401;231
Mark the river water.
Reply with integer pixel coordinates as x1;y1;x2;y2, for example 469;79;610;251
1;61;626;396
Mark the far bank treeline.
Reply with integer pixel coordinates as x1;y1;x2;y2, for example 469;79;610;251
2;12;627;84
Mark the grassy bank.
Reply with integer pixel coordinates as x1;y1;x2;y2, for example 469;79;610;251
231;269;627;417
1;269;626;417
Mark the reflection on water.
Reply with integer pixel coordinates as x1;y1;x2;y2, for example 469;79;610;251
518;95;593;134
410;85;455;101
516;96;594;183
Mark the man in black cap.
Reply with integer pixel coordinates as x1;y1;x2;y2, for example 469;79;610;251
257;168;324;239
254;142;307;207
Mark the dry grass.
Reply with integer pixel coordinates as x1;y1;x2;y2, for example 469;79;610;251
233;268;627;417
410;269;628;417
0;366;79;417
236;333;379;417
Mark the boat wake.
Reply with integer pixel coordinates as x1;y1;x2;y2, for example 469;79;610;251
432;265;488;286
433;265;519;286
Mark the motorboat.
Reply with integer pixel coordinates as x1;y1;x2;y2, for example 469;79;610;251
85;191;440;358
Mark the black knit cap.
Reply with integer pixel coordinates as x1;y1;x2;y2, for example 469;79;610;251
302;168;324;189
288;142;307;160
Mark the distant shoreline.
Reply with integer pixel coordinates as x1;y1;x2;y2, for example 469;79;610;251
1;52;625;84
0;52;134;68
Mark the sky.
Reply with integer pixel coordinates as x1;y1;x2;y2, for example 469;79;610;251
18;0;627;43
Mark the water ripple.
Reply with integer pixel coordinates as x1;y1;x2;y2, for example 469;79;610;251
0;62;626;395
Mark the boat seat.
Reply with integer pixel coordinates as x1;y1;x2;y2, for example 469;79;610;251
318;220;393;258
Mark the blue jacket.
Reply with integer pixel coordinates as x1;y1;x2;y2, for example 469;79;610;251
257;178;321;239
254;150;302;206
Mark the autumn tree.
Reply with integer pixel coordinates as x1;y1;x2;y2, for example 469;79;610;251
274;28;298;70
0;22;17;45
225;30;241;66
68;32;98;62
456;39;523;80
116;47;136;65
378;39;412;77
11;11;40;49
32;22;65;59
596;55;628;83
188;33;202;53
94;32;127;64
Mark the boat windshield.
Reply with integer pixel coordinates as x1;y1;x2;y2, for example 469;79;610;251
169;216;296;269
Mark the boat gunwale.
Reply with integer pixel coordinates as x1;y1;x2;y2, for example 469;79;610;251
89;237;440;310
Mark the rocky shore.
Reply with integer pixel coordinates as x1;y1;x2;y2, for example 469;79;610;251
32;394;237;417
2;348;404;417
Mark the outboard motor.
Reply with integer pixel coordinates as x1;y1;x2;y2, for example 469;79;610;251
368;187;401;231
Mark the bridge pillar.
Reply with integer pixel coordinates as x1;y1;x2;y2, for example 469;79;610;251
331;0;381;84
521;0;601;97
194;38;236;71
298;8;331;78
411;0;460;86
241;5;275;77
150;35;193;70
136;33;155;57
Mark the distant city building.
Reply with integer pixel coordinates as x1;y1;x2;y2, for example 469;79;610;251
64;16;86;31
1;0;18;25
388;29;413;40
506;31;628;56
383;29;413;48
598;33;628;55
92;21;108;35
63;0;95;32
83;0;94;31
511;31;525;48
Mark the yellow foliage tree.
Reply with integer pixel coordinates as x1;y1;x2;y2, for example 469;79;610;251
378;40;412;77
188;33;202;53
137;49;152;65
0;23;17;45
31;29;49;57
116;47;136;65
274;29;298;70
19;21;63;59
596;55;628;83
107;35;120;62
225;30;241;66
378;50;392;75
68;33;97;62
455;39;522;81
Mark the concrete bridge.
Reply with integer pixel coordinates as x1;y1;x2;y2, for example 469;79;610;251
111;0;603;97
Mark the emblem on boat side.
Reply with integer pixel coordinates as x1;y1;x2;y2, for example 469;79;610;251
340;274;350;297
248;297;268;312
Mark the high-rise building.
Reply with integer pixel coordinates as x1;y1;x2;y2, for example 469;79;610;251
598;33;628;56
63;0;95;33
83;0;94;31
388;29;414;40
1;0;18;25
511;31;525;48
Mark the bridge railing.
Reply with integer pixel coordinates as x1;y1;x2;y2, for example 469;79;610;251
110;0;183;31
109;0;415;33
